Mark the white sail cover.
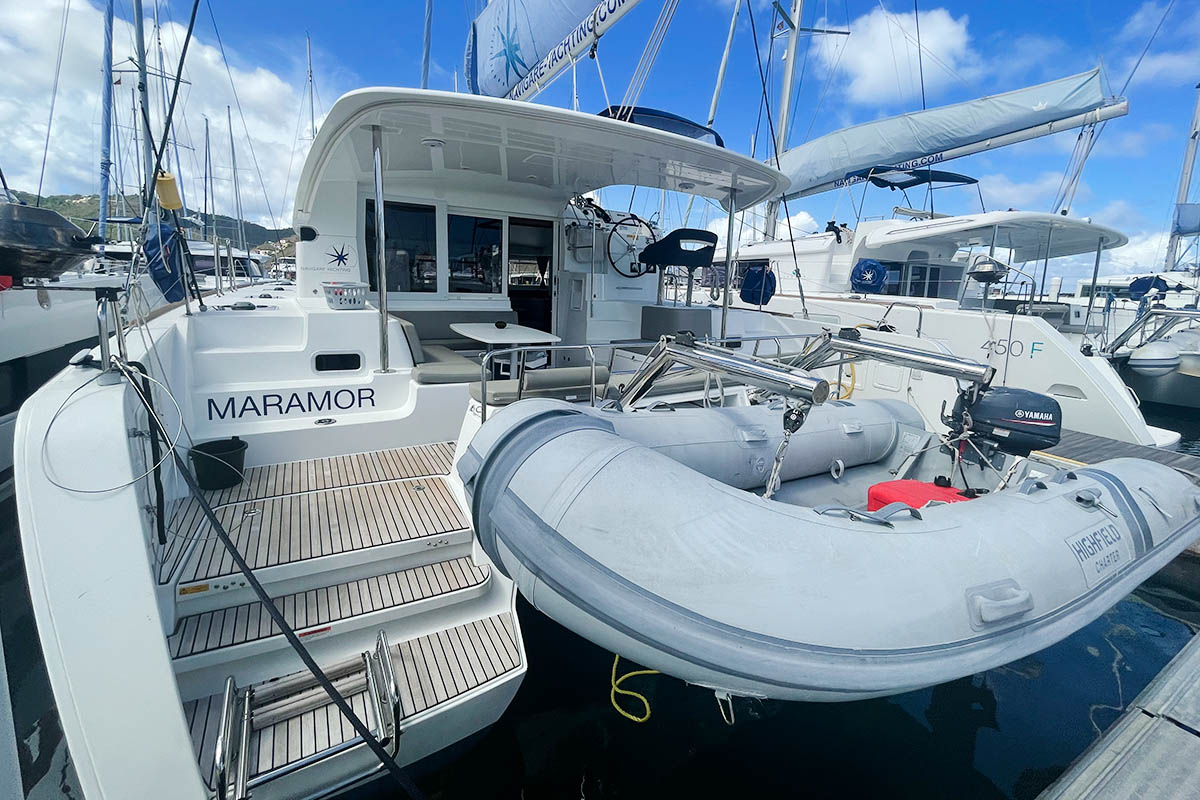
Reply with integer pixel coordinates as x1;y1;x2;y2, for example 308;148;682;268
776;70;1128;199
465;0;640;100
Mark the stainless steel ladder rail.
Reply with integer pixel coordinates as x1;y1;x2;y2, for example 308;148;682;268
1104;308;1200;355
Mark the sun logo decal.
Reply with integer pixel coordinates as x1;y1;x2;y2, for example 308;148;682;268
327;245;350;266
492;3;528;85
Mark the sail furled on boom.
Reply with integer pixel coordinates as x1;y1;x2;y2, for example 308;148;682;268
775;69;1128;199
464;0;641;101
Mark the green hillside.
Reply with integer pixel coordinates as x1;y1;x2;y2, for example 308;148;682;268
9;190;293;249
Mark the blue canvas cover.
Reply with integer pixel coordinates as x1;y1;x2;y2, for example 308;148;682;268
143;223;187;303
1128;276;1169;301
739;264;776;305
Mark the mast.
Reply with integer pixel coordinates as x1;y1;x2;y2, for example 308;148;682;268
98;0;115;258
1165;83;1200;271
764;0;804;240
228;106;247;261
131;0;155;208
420;0;433;89
306;34;316;139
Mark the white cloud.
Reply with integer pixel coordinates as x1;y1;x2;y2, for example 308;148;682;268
1115;2;1200;90
812;6;982;106
0;0;320;228
707;208;817;248
977;171;1077;211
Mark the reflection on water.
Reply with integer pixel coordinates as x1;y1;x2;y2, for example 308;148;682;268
1142;402;1200;457
0;499;81;799
3;419;1200;798
379;586;1195;800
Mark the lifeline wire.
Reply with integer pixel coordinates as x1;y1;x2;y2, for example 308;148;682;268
40;364;185;495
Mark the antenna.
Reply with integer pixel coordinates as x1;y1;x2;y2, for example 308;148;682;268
306;33;316;139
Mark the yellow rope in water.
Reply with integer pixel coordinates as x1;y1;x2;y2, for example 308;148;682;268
610;654;660;723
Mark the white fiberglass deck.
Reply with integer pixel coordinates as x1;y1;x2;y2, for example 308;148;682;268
159;443;465;585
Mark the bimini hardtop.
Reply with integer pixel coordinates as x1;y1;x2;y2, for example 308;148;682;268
459;348;1200;702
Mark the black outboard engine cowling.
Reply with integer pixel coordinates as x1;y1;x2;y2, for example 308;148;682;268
951;386;1062;457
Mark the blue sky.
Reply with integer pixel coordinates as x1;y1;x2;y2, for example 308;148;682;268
3;0;1198;282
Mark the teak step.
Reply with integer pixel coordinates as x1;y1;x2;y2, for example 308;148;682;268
172;474;469;587
169;557;489;660
159;442;457;584
183;613;521;793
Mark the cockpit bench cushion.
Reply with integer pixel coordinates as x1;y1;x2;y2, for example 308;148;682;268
400;309;518;351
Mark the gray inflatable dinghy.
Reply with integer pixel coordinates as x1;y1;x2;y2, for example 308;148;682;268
459;398;1200;702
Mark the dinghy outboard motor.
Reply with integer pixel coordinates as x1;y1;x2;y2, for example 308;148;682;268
947;386;1062;458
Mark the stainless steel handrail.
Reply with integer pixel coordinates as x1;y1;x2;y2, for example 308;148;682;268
705;329;993;385
363;651;389;745
703;332;826;358
878;301;925;338
376;631;400;751
478;344;599;422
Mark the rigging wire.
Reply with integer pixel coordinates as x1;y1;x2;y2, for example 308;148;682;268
205;0;283;239
36;0;73;207
139;0;201;212
617;0;680;118
745;0;808;316
1055;0;1176;214
875;0;975;93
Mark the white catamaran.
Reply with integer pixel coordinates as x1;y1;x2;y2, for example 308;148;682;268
16;87;1200;797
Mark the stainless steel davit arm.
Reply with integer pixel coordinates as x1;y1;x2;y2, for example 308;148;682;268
619;335;831;409
825;336;995;386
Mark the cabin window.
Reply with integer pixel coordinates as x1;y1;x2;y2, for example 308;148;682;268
448;215;503;293
314;353;362;372
364;200;438;293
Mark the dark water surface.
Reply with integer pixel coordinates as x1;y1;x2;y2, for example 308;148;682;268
4;405;1200;799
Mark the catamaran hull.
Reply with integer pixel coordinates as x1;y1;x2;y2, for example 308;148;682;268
461;400;1200;702
1120;352;1200;409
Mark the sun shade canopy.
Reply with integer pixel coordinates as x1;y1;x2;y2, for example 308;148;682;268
847;167;978;191
859;211;1128;262
293;89;787;227
596;106;724;148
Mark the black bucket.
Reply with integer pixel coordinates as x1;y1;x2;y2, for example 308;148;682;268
188;437;248;490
